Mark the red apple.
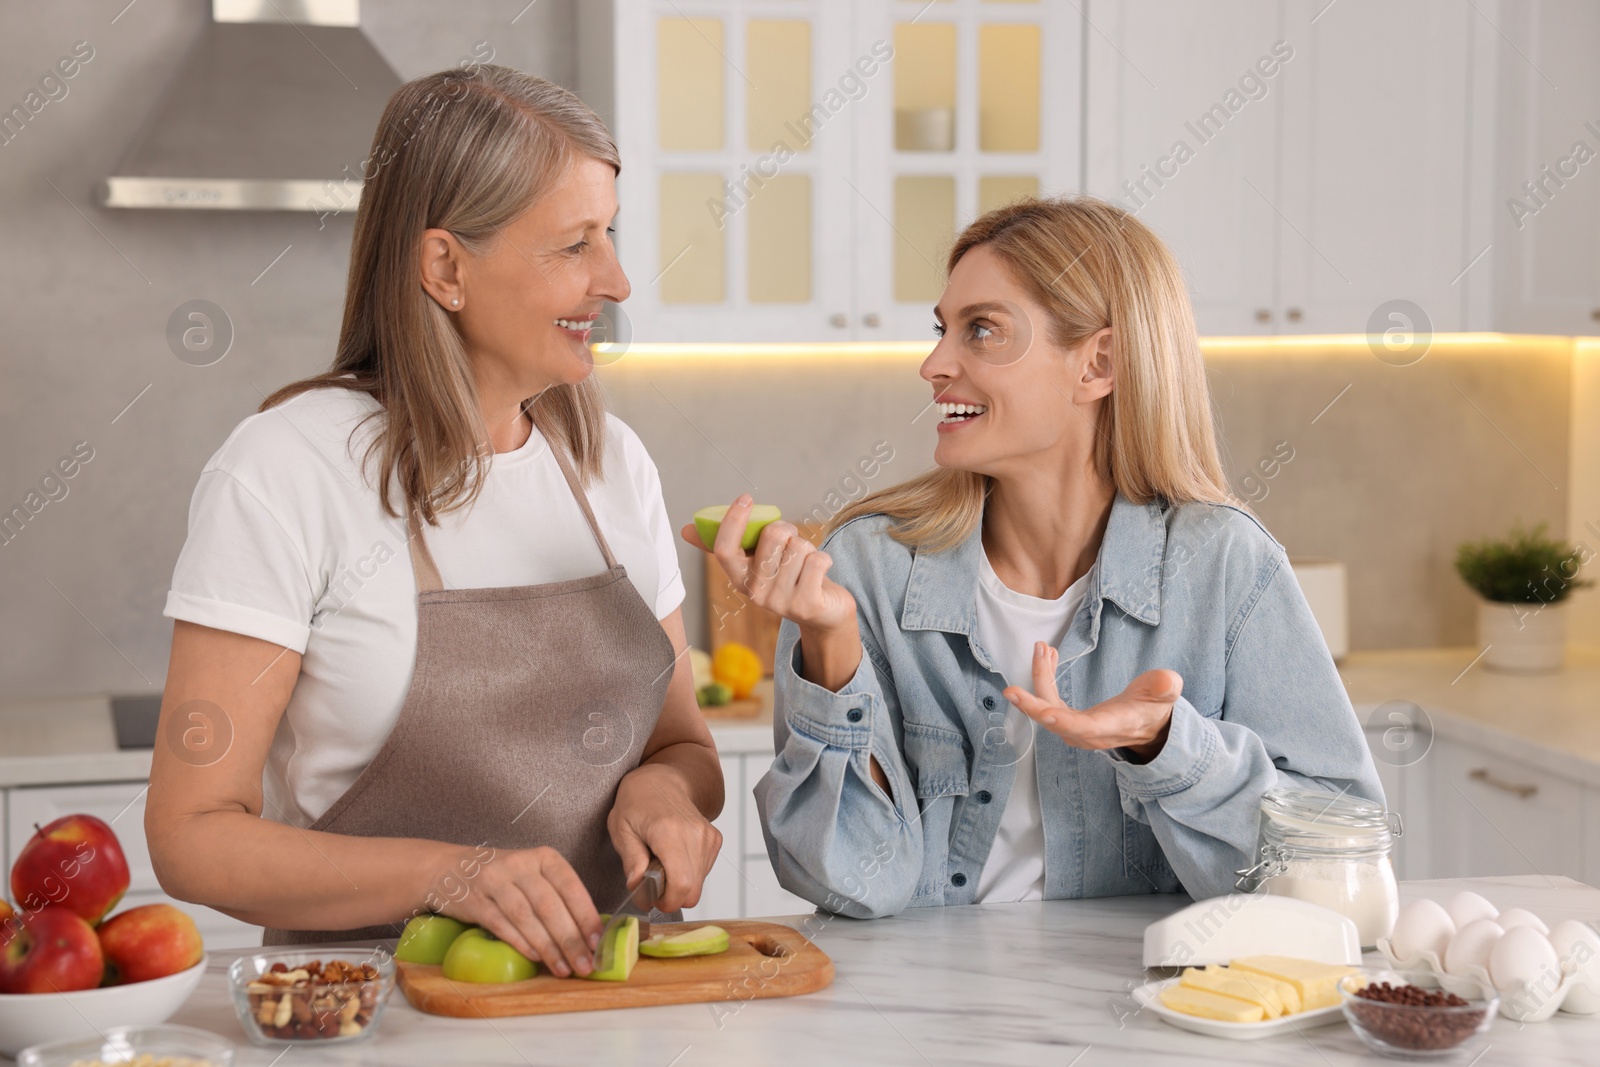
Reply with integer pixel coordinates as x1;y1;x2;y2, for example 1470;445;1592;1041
10;814;130;924
97;903;203;985
0;905;104;993
0;899;13;923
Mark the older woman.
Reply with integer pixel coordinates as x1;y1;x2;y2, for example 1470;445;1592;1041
148;67;722;976
692;197;1382;916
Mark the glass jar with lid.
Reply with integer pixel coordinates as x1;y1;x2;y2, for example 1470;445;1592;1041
1236;787;1402;948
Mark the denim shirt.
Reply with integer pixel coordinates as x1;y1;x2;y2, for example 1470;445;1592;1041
752;494;1384;919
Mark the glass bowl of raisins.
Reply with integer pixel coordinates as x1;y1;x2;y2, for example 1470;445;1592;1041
1339;970;1496;1060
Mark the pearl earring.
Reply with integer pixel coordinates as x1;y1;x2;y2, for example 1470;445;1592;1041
450;298;459;307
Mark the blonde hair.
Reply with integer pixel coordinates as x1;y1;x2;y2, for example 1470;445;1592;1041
262;65;619;524
829;196;1232;551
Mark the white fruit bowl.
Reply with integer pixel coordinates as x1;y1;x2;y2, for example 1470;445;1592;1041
0;955;208;1057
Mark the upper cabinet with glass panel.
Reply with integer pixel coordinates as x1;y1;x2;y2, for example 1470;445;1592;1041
579;1;1081;343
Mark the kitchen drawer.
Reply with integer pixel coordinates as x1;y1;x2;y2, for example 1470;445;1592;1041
1428;739;1584;881
741;753;773;858
742;859;814;920
682;849;744;923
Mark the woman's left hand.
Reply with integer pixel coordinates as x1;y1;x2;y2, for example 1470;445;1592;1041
1004;643;1182;764
607;765;723;912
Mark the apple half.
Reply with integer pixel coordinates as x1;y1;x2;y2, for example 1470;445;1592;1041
639;924;731;959
396;914;472;966
693;504;782;552
441;927;538;983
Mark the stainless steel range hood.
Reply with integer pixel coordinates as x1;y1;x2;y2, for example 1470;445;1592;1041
100;0;400;211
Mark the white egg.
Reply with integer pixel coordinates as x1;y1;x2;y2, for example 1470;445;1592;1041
1444;890;1499;930
1497;907;1551;935
1547;919;1600;1014
1444;919;1505;976
1489;925;1561;993
1390;898;1457;962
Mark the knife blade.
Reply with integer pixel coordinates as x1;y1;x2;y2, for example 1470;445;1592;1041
595;857;664;967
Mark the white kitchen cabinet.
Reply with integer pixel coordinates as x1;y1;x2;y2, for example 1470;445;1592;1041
1425;737;1585;881
1276;0;1479;335
1488;0;1600;333
580;0;1081;343
5;782;262;949
1361;713;1427;881
683;756;745;922
742;859;815;920
1086;0;1485;335
1083;0;1284;336
1583;785;1600;889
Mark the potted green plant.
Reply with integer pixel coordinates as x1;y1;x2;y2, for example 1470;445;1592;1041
1455;522;1592;672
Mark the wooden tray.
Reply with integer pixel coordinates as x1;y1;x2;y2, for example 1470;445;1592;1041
396;920;833;1017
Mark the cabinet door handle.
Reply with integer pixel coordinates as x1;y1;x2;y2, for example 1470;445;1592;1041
829;313;848;328
1469;767;1538;799
1286;307;1303;322
1255;308;1272;323
863;313;881;328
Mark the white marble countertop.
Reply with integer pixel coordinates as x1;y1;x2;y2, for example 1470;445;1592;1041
1339;645;1600;786
8;874;1592;1066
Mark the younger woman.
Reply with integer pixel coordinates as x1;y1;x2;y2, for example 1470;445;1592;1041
691;197;1381;916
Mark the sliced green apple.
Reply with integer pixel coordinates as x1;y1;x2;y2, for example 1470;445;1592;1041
584;914;640;982
639;924;731;959
693;504;782;552
396;913;472;965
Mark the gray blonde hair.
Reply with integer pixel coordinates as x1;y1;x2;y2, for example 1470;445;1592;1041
264;65;619;524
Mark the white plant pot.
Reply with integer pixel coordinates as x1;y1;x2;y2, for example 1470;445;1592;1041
1478;599;1566;673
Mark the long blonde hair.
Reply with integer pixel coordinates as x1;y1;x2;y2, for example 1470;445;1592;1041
262;65;620;524
829;196;1232;551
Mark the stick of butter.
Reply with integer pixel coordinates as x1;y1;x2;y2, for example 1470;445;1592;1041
1159;984;1267;1023
1181;964;1300;1016
1229;956;1358;1012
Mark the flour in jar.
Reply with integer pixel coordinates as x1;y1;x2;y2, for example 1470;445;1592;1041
1260;854;1400;948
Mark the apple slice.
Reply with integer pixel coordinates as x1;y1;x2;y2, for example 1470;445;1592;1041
584;915;639;982
693;504;782;552
639;924;731;959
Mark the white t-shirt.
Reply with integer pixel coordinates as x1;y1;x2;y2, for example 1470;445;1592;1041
164;387;685;828
972;549;1091;904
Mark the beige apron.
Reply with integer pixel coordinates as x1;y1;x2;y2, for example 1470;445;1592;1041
263;437;677;944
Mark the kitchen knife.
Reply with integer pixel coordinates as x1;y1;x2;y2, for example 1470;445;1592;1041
595;857;664;967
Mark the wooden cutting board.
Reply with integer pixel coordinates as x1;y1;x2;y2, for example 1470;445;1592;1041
396;920;833;1017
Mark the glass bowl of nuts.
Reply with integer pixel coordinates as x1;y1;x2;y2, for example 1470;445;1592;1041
226;950;394;1045
1339;970;1497;1060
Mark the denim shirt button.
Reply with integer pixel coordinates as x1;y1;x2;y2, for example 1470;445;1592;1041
982;696;997;710
846;707;863;723
976;789;993;804
950;872;967;887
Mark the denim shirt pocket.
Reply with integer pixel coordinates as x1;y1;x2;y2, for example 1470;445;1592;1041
901;719;971;799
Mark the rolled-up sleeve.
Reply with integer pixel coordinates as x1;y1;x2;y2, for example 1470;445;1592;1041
753;612;925;919
1107;552;1385;899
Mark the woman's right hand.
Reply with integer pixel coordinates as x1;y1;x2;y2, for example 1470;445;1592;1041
681;494;856;633
437;844;602;978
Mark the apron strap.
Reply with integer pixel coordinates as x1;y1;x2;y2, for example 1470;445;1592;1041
404;429;620;594
547;439;620;571
405;504;445;594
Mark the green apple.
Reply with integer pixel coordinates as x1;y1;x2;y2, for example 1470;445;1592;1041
639;924;731;959
440;927;538;983
583;915;639;982
697;682;733;707
693;504;782;552
396;914;472;965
